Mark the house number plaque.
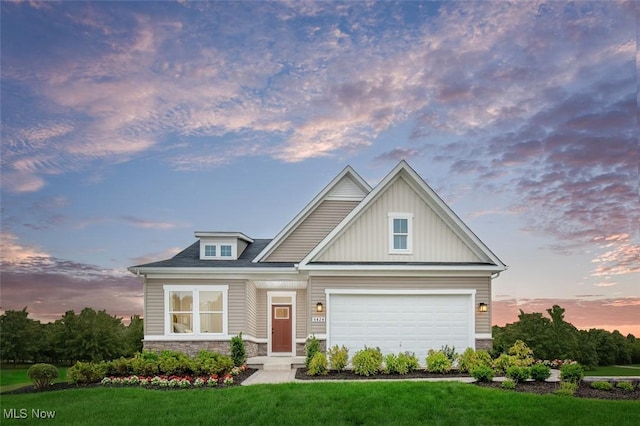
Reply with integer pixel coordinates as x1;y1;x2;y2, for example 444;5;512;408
311;316;325;323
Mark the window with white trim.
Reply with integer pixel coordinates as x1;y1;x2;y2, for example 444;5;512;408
165;285;228;335
220;245;232;257
204;244;216;257
388;213;413;254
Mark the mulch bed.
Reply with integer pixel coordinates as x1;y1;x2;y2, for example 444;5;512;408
2;368;258;395
296;369;640;401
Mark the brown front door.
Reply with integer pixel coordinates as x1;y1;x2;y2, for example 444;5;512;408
272;305;292;353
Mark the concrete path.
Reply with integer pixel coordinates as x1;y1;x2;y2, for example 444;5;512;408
241;369;298;385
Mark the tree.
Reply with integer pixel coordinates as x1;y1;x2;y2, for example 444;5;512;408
0;308;41;364
545;305;579;360
122;315;144;357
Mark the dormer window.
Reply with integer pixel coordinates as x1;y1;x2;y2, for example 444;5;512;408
388;213;413;254
204;245;217;257
220;245;232;257
195;232;254;260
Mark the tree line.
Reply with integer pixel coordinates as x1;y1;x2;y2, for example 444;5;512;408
492;305;640;368
0;307;143;364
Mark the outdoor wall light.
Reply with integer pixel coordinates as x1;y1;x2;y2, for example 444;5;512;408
478;303;488;312
316;302;324;313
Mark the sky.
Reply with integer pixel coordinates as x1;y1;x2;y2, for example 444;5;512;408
1;1;638;336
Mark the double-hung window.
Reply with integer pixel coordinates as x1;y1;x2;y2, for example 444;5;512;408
165;285;228;335
388;213;413;254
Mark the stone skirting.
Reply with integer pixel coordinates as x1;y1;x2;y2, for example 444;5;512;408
475;338;493;350
143;340;307;357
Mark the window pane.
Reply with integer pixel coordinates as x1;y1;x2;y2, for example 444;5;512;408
205;245;216;256
170;291;193;311
393;218;408;234
220;245;232;256
172;314;193;333
394;235;407;250
200;291;223;311
200;313;223;333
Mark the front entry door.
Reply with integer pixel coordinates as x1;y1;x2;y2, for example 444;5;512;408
272;305;292;353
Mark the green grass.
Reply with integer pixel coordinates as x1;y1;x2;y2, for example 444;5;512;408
586;364;640;376
1;382;638;425
0;365;69;393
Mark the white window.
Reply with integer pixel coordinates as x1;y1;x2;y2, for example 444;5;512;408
388;213;413;254
165;285;228;335
220;245;232;257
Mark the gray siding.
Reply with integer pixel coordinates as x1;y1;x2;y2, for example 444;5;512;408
245;280;257;337
145;279;164;335
296;290;307;339
256;289;267;338
316;177;487;263
265;200;359;262
309;276;491;335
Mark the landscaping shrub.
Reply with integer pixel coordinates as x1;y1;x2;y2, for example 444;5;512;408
560;363;584;383
352;347;383;376
384;354;404;375
470;365;494;382
399;352;420;373
615;380;635;391
27;363;59;390
231;332;247;367
507;340;535;367
158;350;193;376
555;381;578;396
458;348;492;373
506;366;530;383
590;381;613;391
425;349;452;374
327;345;349;371
107;357;134;377
501;379;516;390
67;361;108;385
307;352;328;376
130;352;160;376
441;345;457;363
530;363;551;382
492;353;516;376
305;335;320;368
193;350;234;377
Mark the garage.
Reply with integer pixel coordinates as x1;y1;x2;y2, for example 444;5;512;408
326;290;475;357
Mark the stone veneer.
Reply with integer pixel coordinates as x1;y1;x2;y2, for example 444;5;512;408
143;340;307;357
475;338;493;350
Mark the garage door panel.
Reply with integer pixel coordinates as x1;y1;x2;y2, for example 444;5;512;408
328;293;473;357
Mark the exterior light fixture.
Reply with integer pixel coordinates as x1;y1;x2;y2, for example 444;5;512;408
478;303;488;312
316;302;324;313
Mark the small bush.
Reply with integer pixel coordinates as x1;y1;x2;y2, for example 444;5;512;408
305;335;320;368
471;365;494;382
67;361;107;385
384;354;406;375
193;351;233;377
425;350;452;374
530;363;551;382
27;364;59;390
507;340;535;367
441;345;457;363
107;357;134;376
501;379;516;390
493;353;516;376
555;381;578;396
506;366;530;383
159;350;193;376
307;352;328;376
590;381;613;391
560;363;584;384
231;333;247;367
327;345;349;371
458;348;492;373
616;380;635;391
130;353;160;376
352;347;383;376
398;352;420;373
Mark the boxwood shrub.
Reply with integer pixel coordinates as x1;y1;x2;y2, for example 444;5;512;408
530;363;551;382
471;365;494;382
27;363;59;389
590;381;613;391
560;363;584;383
352;347;383;376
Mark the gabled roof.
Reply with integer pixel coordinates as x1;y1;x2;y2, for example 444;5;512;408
299;160;507;270
252;165;371;262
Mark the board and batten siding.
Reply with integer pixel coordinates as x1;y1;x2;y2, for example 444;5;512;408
144;278;247;336
264;200;359;262
309;276;491;336
315;176;487;263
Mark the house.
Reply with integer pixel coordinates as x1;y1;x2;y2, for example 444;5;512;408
128;160;506;358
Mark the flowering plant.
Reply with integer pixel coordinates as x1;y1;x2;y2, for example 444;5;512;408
223;375;234;385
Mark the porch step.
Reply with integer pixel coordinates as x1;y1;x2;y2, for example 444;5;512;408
247;356;306;370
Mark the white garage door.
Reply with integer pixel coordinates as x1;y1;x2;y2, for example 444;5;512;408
327;292;474;357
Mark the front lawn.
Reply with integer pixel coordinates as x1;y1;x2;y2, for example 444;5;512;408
586;365;640;376
1;381;638;425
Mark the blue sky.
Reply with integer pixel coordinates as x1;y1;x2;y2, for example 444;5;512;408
1;1;638;335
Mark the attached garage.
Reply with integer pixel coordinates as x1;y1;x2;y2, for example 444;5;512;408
326;290;476;357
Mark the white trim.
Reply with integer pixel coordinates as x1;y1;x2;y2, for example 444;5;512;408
299;160;507;270
475;333;493;339
253;166;371;263
303;264;503;272
128;266;298;276
164;284;228;336
267;291;297;356
388;212;413;254
194;231;253;243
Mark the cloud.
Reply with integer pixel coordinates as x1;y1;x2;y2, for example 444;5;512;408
130;247;182;266
120;216;178;230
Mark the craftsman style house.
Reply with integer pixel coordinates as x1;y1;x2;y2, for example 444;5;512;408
129;160;506;357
